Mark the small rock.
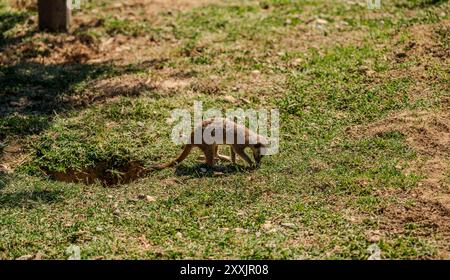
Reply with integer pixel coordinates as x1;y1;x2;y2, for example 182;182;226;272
367;244;381;260
96;226;104;232
166;117;175;125
176;232;183;239
316;18;328;25
365;230;381;242
234;228;246;233
106;195;113;199
291;58;302;66
146;195;157;203
251;70;261;77
261;221;272;230
66;245;81;260
281;222;297;229
16;254;34;260
200;167;207;173
223;95;237;103
34;252;44;260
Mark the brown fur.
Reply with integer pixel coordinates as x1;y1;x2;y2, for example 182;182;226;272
152;118;268;170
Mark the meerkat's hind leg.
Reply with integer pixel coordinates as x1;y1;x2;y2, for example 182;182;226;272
200;145;216;168
216;146;232;162
198;146;232;162
197;145;216;162
217;154;232;162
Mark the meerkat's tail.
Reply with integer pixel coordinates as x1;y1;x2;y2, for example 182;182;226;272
151;145;193;170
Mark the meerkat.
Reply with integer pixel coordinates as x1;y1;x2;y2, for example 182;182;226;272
152;118;268;170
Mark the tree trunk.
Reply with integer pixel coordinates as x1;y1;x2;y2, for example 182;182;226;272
38;0;71;32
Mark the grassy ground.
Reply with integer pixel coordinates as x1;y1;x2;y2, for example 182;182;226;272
0;0;449;259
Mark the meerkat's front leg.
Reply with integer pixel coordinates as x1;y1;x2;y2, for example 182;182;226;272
201;145;216;168
232;146;254;166
230;146;236;164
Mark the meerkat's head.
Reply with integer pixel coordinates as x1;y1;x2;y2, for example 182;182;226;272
251;143;265;165
251;136;269;165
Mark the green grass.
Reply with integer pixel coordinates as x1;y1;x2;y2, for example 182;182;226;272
0;0;449;259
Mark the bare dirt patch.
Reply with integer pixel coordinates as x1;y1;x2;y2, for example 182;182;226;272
383;21;449;102
350;109;450;257
351;110;450;156
0;140;28;174
281;20;366;54
401;21;449;60
0;25;99;65
380;191;450;255
64;74;156;106
44;160;149;186
2;0;220;66
350;110;450;195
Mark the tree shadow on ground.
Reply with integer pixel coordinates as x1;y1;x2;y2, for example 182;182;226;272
0;189;63;209
0;171;8;190
0;11;35;49
0;9;164;187
0;9;163;142
0;61;160;140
